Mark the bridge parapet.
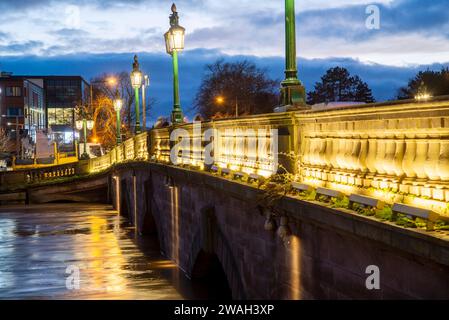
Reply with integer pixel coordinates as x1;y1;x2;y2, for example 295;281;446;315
297;97;449;215
86;97;449;216
149;112;296;177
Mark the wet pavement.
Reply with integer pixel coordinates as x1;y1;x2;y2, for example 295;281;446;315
0;204;196;300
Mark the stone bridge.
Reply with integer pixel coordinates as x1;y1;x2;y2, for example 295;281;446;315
2;97;449;299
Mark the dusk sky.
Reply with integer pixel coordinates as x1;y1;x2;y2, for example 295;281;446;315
1;0;448;121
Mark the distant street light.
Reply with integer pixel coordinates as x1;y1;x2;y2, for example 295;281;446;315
76;109;95;160
90;76;117;109
415;81;432;101
164;3;185;124
2;114;24;156
214;96;239;118
142;74;150;131
113;89;123;145
215;96;225;104
131;55;143;134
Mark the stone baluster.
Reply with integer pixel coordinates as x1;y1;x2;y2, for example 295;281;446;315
365;139;377;174
374;139;387;175
424;140;441;181
324;138;333;168
437;140;449;181
402;140;417;178
383;139;397;176
392;140;405;177
415;140;429;179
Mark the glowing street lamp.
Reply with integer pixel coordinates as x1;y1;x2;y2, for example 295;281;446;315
76;108;95;160
131;55;143;134
215;96;225;104
75;120;83;131
113;90;123;145
142;74;150;131
164;3;185;124
214;95;240;118
86;120;94;131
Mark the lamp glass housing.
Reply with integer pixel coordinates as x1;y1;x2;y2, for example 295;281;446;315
75;120;83;131
164;26;185;54
86;120;94;130
114;98;123;112
131;70;142;89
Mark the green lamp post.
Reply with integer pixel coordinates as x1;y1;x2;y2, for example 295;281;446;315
164;3;185;124
279;0;306;109
131;55;143;134
76;117;94;160
113;90;123;145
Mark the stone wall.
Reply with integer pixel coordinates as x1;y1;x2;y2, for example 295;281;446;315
112;163;449;300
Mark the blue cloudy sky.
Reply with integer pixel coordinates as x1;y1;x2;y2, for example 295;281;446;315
0;0;448;121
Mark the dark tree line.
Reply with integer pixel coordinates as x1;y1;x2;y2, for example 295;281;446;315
307;67;375;105
397;68;449;99
194;59;449;120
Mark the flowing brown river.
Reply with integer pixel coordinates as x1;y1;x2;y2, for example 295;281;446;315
0;203;205;300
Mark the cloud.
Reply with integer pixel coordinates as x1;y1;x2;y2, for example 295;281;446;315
0;40;44;55
0;0;446;66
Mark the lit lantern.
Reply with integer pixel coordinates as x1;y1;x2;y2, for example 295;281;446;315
75;120;83;131
86;120;94;130
130;56;143;89
164;4;185;54
113;96;123;112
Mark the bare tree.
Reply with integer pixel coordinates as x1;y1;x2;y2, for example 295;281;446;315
90;72;156;147
194;59;279;119
0;128;10;153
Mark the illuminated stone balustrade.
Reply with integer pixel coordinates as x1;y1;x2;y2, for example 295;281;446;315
297;98;449;215
87;97;449;216
149;114;293;178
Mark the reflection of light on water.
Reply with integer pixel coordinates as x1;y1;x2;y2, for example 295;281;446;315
0;219;17;290
72;215;129;297
289;236;301;300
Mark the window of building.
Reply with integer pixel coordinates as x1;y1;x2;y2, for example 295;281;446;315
47;107;75;126
48;108;56;125
7;107;23;116
5;87;22;97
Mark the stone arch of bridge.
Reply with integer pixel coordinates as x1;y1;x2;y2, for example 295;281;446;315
187;205;247;300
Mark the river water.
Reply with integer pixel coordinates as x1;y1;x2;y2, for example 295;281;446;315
0;204;202;300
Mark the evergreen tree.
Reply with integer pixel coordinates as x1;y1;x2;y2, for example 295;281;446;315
307;67;375;105
397;68;449;99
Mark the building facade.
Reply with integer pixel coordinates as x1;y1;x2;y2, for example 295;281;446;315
0;74;90;156
41;76;90;150
0;76;45;155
